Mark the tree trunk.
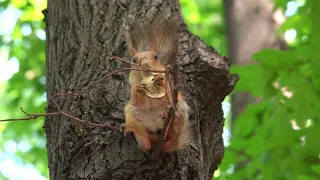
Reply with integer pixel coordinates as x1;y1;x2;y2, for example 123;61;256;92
223;0;286;125
44;0;237;179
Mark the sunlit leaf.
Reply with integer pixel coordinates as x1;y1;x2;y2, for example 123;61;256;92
252;49;300;69
231;64;264;97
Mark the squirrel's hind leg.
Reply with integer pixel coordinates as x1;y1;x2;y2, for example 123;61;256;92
162;115;185;152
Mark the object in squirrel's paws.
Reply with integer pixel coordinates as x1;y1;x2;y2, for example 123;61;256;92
140;73;166;98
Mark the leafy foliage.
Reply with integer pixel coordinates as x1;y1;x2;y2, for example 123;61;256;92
217;1;320;179
180;0;227;56
183;0;320;179
0;0;48;178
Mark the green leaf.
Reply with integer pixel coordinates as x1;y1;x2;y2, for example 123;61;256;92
230;64;264;97
252;49;300;69
311;164;320;174
219;149;237;171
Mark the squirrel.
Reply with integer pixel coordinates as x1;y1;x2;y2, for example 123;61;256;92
122;19;190;153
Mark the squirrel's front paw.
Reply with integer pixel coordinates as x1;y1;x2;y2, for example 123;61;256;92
136;84;147;95
159;110;169;120
120;124;131;135
121;124;151;152
138;140;151;152
152;75;164;86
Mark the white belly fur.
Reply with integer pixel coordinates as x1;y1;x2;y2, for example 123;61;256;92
131;104;167;132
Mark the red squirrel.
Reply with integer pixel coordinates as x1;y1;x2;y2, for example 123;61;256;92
122;19;190;153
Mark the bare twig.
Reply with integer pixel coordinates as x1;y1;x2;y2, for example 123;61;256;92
81;67;165;94
59;111;120;131
51;97;120;131
0;107;120;131
150;64;179;161
111;56;137;66
50;97;63;112
171;64;179;105
111;56;151;71
0;109;60;122
164;113;174;140
1;55;178;159
164;66;173;104
149;106;175;161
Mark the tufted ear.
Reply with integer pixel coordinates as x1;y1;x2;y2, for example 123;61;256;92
125;32;137;57
151;30;158;52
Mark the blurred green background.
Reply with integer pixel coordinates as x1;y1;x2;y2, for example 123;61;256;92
0;0;319;179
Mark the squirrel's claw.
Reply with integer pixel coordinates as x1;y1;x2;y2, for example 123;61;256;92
159;110;169;120
120;124;126;133
152;75;164;86
136;84;148;95
120;124;131;136
138;140;151;152
120;124;151;151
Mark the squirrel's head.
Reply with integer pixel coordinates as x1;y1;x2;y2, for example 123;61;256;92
125;19;178;72
125;32;165;72
131;51;165;72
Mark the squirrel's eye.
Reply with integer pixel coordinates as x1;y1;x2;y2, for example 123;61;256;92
132;57;136;63
154;54;158;60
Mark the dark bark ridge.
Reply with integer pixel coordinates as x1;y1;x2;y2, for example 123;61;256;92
44;0;238;179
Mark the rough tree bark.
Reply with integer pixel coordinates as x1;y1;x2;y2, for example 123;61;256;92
44;0;238;179
223;0;286;126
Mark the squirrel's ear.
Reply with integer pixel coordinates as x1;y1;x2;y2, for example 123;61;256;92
151;30;158;52
125;32;137;56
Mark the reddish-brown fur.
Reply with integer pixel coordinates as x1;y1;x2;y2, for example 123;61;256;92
122;19;190;153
